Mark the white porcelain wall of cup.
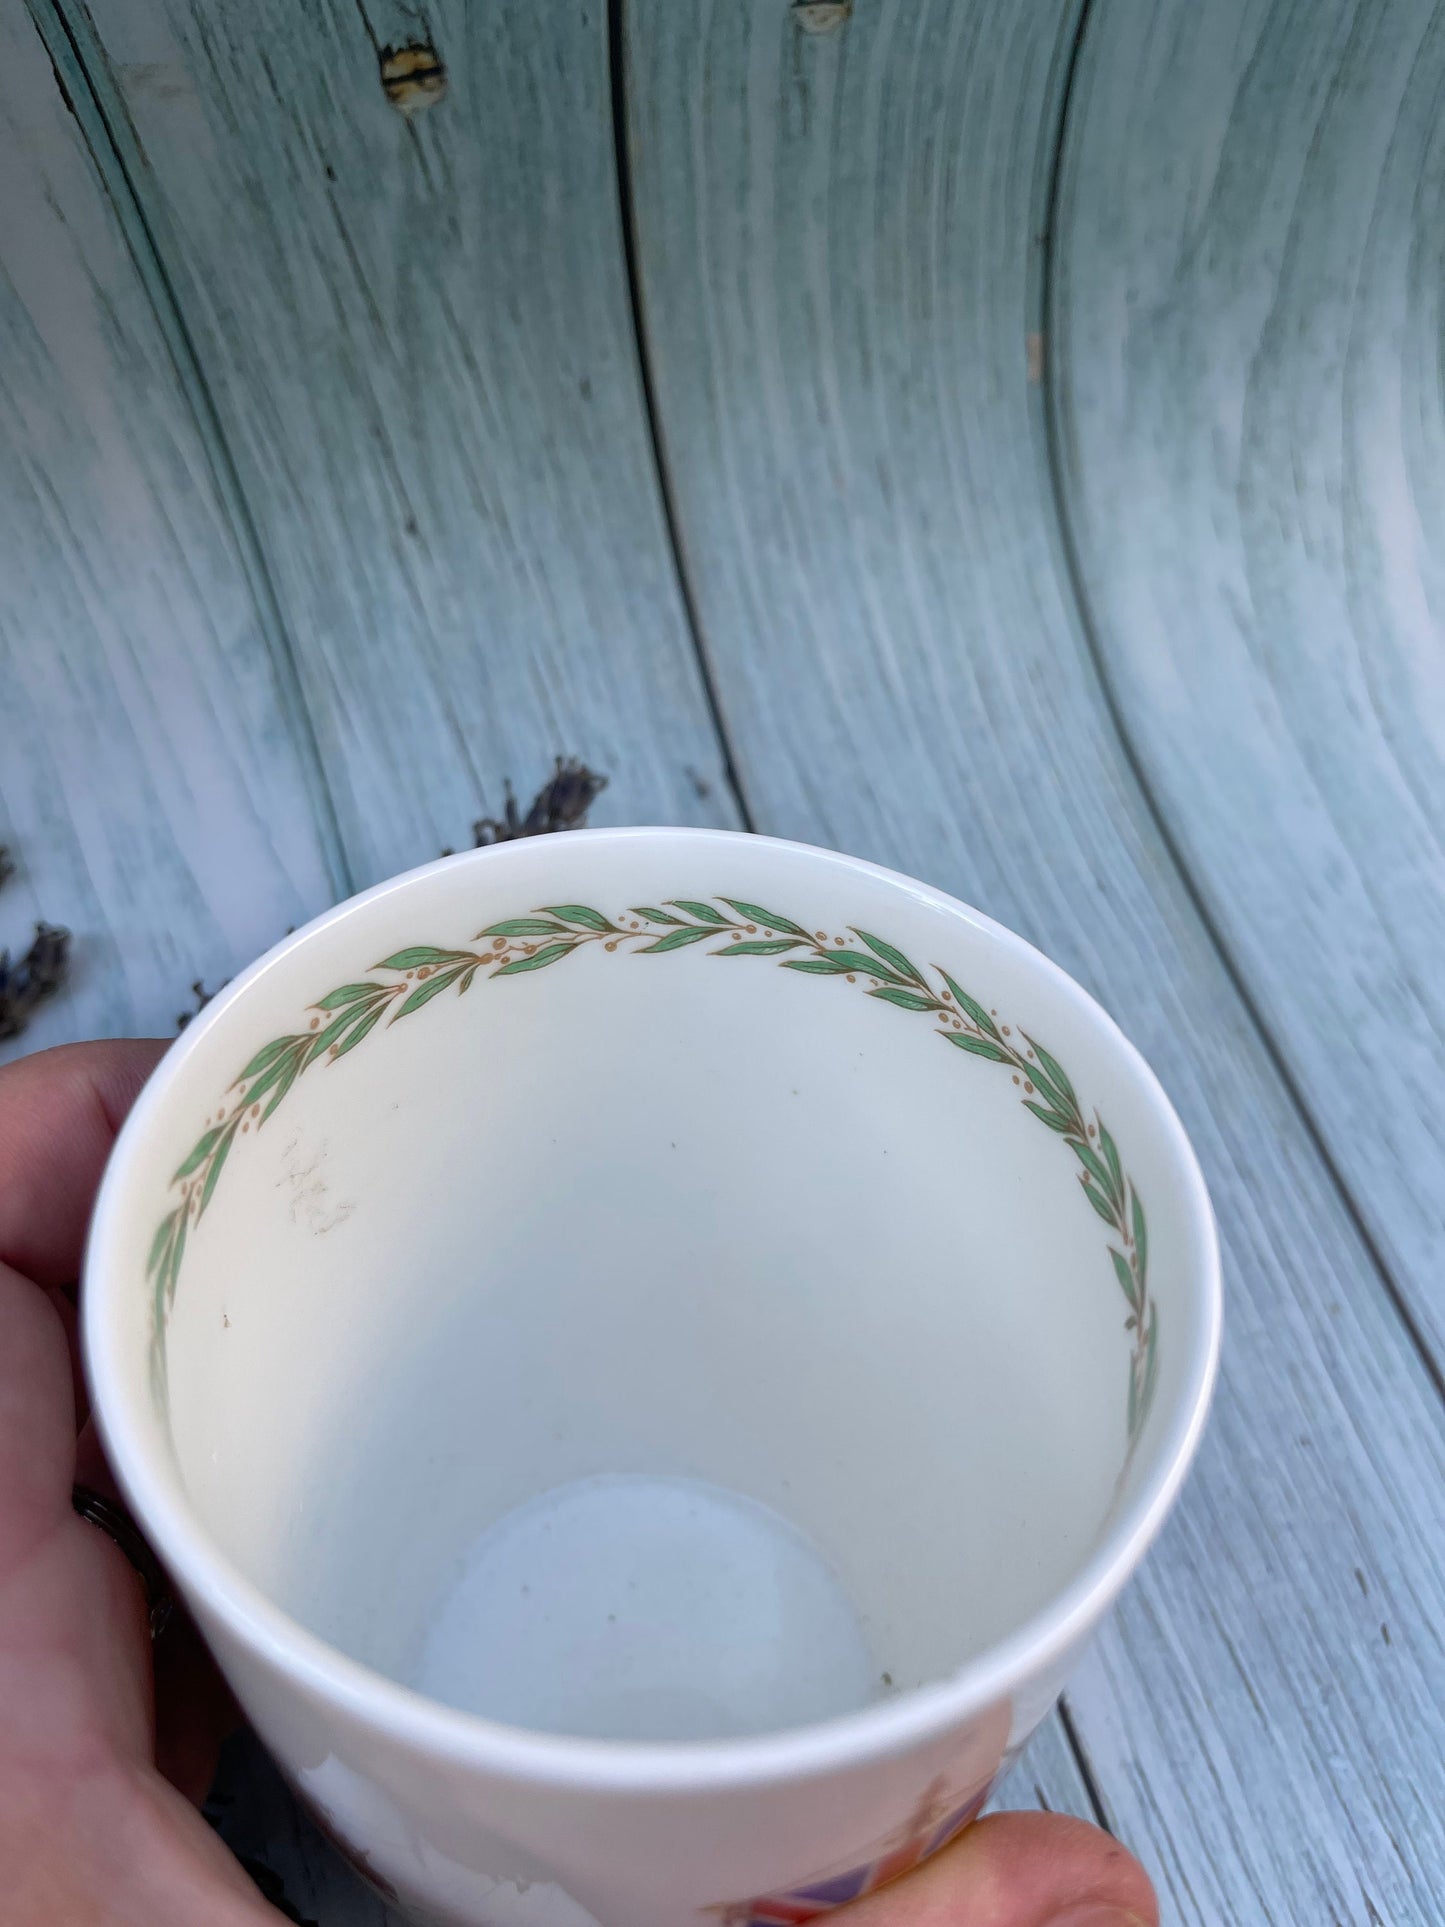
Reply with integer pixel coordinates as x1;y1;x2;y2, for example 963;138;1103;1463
84;828;1221;1927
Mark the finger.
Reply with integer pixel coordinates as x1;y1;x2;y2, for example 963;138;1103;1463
0;1263;78;1560
0;1039;168;1286
44;1279;88;1424
153;1606;244;1803
839;1812;1158;1927
69;1407;244;1805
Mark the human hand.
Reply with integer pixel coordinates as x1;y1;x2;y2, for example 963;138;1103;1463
0;1040;1156;1926
0;1040;276;1923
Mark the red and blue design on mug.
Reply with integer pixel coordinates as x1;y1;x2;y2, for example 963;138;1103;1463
718;1777;993;1925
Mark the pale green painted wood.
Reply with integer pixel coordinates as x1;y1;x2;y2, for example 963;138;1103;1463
1053;0;1445;1378
622;2;1445;1919
63;0;740;885
0;0;339;1060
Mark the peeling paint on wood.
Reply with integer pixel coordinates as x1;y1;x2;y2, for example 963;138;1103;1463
792;1;852;33
378;40;446;113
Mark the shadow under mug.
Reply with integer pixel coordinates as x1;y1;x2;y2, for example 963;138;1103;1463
85;828;1220;1927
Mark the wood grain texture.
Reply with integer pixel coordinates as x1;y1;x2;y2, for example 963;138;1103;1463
67;0;741;883
1052;0;1445;1377
622;2;1445;1918
0;0;338;1060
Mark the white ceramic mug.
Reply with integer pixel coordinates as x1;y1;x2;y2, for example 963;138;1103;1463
85;828;1220;1927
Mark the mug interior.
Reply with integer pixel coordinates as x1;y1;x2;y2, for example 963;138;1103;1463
91;833;1211;1747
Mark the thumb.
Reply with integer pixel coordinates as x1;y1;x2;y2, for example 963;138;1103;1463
839;1812;1158;1926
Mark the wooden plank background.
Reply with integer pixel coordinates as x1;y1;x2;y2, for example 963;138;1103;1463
4;0;1444;1920
0;0;340;1048
1054;0;1445;1370
57;0;742;883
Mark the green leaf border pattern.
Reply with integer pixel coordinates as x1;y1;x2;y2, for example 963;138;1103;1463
148;901;1158;1441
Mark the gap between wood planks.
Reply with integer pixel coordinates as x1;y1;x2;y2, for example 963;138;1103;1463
606;0;756;836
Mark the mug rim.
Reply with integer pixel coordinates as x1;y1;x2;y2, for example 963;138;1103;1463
84;827;1221;1792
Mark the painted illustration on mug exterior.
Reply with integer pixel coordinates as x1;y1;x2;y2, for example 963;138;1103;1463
714;1777;992;1924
